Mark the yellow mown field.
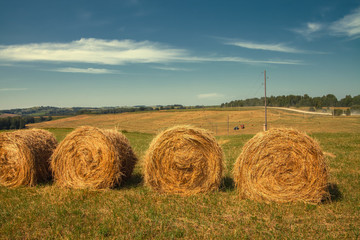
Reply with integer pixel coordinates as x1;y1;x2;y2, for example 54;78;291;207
29;107;360;135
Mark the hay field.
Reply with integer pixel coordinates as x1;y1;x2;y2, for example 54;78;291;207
29;107;360;135
1;108;360;239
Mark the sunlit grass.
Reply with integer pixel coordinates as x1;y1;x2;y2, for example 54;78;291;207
0;130;359;239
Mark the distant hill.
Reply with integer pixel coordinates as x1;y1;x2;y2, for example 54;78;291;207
0;105;188;117
1;94;359;117
28;107;360;135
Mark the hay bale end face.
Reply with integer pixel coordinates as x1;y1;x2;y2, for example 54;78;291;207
0;129;58;187
144;125;224;195
51;126;137;189
233;128;329;204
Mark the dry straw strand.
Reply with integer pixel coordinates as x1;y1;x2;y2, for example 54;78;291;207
144;125;224;195
0;129;58;187
51;126;137;189
233;128;329;204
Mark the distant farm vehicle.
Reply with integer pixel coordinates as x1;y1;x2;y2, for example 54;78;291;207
234;124;245;130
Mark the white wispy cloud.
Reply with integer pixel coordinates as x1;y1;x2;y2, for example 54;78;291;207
197;93;224;99
0;38;187;65
0;88;27;91
191;56;302;65
292;22;323;40
0;38;302;66
293;7;360;40
0;63;15;67
307;22;322;32
54;67;120;74
151;66;191;71
226;40;303;53
330;7;360;38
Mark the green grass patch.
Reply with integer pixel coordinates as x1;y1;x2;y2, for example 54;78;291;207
44;128;74;142
0;130;359;239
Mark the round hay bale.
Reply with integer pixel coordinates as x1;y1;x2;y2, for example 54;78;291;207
0;129;58;187
233;128;329;204
51;126;137;189
144;125;224;195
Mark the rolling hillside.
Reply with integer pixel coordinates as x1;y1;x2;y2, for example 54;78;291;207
29;107;360;135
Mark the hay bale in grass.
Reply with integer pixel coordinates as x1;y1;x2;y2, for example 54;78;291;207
51;126;137;189
233;128;329;204
144;125;224;195
0;129;57;187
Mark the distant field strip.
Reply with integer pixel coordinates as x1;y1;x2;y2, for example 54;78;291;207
269;107;332;115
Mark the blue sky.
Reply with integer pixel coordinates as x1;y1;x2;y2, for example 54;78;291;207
0;0;359;109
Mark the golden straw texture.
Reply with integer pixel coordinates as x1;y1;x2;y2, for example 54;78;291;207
51;126;137;189
0;129;57;187
144;125;224;195
233;128;329;204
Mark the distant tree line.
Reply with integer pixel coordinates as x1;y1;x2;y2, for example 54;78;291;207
0;105;189;117
78;106;155;114
0;116;54;130
0;106;80;116
0;116;33;130
221;94;360;109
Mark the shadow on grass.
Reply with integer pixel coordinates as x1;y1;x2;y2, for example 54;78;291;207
120;173;143;189
37;181;54;187
322;183;342;203
220;176;235;192
328;183;342;202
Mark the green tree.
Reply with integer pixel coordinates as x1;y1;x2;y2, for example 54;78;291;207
322;94;338;107
339;95;353;107
299;94;312;106
333;109;343;116
352;95;360;105
19;118;26;129
0;118;10;129
10;117;18;129
312;97;323;109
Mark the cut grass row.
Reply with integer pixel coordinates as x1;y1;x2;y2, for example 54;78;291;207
0;129;359;239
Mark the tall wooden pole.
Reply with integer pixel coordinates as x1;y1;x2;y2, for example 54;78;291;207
264;70;267;131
